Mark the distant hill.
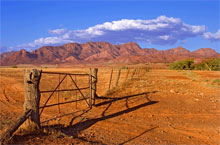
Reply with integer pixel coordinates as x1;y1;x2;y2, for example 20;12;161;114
0;41;219;65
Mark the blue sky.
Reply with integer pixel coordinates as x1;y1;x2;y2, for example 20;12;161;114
1;0;220;53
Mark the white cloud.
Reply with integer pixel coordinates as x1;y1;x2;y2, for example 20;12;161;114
203;29;220;41
11;15;216;51
159;35;170;40
16;37;74;50
33;37;66;45
48;28;67;35
61;15;206;45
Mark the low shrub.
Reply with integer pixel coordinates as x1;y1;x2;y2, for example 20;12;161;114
11;65;17;68
145;68;150;72
195;58;220;71
169;59;194;70
169;58;220;71
120;66;128;69
212;79;220;86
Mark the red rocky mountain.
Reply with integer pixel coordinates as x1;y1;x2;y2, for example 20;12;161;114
0;42;219;65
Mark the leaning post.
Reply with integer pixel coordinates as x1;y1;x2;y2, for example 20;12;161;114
115;68;121;87
91;68;98;105
129;68;136;80
108;68;113;90
23;69;42;131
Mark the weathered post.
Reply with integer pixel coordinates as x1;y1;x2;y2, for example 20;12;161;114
115;68;121;87
125;68;130;81
23;69;41;130
129;68;136;79
91;68;98;105
89;68;92;108
108;68;113;90
136;67;140;78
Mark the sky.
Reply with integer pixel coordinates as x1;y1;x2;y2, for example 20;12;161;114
0;0;220;53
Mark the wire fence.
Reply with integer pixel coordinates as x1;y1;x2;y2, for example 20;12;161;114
0;67;150;124
0;67;150;100
96;67;150;96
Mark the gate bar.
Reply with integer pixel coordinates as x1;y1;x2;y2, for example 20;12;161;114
40;87;89;93
39;74;67;116
42;71;89;76
69;75;90;106
39;97;89;109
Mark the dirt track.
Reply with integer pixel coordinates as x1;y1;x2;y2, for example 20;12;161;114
0;68;220;144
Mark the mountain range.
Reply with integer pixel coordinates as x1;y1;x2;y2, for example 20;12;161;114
0;42;219;66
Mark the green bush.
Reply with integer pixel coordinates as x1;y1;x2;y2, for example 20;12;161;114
11;65;17;68
195;58;220;71
212;79;220;86
120;66;128;69
169;58;220;71
169;59;194;70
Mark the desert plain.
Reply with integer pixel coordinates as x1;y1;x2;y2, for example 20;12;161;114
0;63;219;145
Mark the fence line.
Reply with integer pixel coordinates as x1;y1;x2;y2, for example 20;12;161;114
105;67;147;93
0;67;150;144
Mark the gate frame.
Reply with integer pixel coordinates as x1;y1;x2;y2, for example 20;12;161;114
23;68;98;129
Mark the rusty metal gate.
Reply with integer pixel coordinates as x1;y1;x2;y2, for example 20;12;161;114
38;70;95;124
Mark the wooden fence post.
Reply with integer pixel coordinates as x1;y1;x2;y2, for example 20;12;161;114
108;68;113;90
89;68;92;108
0;110;32;144
129;68;136;79
125;68;130;81
23;69;41;130
115;68;121;87
136;67;140;78
91;68;98;105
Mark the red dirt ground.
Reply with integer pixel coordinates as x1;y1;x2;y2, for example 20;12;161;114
0;68;220;144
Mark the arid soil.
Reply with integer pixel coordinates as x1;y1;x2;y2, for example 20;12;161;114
0;67;220;144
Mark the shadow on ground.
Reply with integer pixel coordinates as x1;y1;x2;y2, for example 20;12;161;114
11;91;159;144
61;91;158;139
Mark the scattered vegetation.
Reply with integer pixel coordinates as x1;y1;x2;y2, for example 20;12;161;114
120;66;128;69
186;71;197;79
170;58;220;71
11;65;17;68
195;58;220;71
169;59;194;70
212;79;220;86
145;68;150;72
0;119;14;130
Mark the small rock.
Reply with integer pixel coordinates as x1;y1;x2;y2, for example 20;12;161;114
161;130;166;134
149;114;154;118
81;133;85;137
170;89;175;93
199;93;204;97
